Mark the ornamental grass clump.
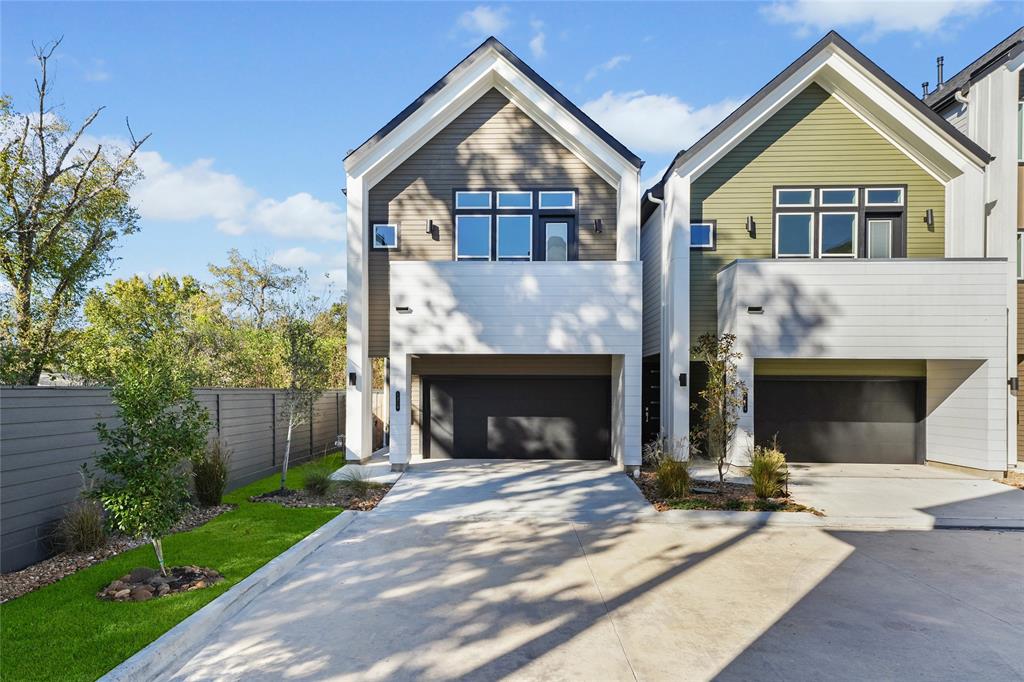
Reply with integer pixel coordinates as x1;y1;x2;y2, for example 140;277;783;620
302;467;335;497
750;439;789;499
193;440;231;507
643;435;691;498
55;498;107;553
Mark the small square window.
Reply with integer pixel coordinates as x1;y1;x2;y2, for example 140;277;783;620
775;189;814;207
372;224;398;249
496;191;532;209
819;213;857;257
865;187;904;206
538;191;575;209
820;188;858;206
690;222;715;250
776;213;813;257
455;191;491;209
456;215;491;260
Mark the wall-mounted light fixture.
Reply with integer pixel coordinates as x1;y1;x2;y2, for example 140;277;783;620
679;373;687;387
395;390;402;412
746;216;756;238
395;306;412;314
425;219;434;234
348;371;357;386
747;306;764;315
924;209;935;230
1009;377;1020;392
594;218;603;234
742;389;749;413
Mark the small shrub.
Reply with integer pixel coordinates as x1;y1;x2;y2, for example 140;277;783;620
55;499;106;553
193;440;231;507
750;439;788;499
303;467;334;497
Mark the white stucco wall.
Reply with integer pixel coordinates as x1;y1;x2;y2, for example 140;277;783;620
388;260;643;468
718;258;1008;471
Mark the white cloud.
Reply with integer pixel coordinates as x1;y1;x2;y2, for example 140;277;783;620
529;19;546;59
122;145;345;241
582;90;743;154
762;0;991;40
585;54;631;82
456;5;510;38
270;247;323;268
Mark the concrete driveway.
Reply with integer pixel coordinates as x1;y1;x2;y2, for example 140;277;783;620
156;460;1024;681
787;463;1024;527
372;458;655;522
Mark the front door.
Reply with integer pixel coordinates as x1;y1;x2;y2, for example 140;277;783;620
536;217;576;261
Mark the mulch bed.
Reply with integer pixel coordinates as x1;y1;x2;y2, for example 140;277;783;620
250;483;392;511
633;471;822;514
0;504;233;604
97;565;223;602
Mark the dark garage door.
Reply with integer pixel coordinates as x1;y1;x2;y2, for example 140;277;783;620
423;376;611;460
754;377;924;464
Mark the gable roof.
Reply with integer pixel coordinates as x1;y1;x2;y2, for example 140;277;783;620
925;26;1024;110
642;31;991;217
344;36;643;170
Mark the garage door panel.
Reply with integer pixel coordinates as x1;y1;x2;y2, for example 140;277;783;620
755;377;923;464
425;376;610;460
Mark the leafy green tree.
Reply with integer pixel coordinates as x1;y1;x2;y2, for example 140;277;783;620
278;312;331;490
86;331;209;575
208;249;305;329
67;274;219;386
1;39;148;384
692;333;747;483
312;301;347;388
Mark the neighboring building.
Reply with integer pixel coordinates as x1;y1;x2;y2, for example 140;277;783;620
345;31;1017;477
642;32;1012;474
344;38;644;470
925;28;1024;468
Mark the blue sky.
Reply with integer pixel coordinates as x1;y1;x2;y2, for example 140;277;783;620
4;1;1022;289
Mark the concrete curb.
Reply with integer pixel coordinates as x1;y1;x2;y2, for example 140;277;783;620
100;510;361;682
635;509;1024;531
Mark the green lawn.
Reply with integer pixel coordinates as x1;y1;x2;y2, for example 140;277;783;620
0;455;344;682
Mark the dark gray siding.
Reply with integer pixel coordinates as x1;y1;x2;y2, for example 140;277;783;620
1;387;346;572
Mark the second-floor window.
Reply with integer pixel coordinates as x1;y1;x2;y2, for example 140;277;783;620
773;185;906;259
454;189;578;261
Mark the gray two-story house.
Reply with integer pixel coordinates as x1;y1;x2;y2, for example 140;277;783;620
344;38;644;471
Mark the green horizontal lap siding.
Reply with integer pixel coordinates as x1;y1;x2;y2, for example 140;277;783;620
690;83;946;341
366;88;619;356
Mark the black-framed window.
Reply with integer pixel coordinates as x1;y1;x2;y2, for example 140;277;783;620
372;224;399;249
772;185;907;259
453;189;578;261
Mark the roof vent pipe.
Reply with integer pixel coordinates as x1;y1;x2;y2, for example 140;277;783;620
921;81;929;98
936;56;944;87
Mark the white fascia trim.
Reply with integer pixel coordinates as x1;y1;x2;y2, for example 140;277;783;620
345;47;635;190
680;46;985;185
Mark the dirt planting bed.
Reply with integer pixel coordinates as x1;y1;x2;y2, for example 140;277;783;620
250;483;392;511
633;471;822;514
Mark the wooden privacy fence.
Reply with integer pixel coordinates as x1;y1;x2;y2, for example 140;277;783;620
0;386;348;573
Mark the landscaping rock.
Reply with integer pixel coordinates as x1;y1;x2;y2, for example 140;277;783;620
97;565;224;602
129;567;157;583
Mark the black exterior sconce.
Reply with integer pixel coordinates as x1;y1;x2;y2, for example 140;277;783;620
745;216;756;237
594;218;603;234
395;306;412;314
679;373;687;387
1009;377;1019;392
395;390;402;412
742;389;749;413
348;371;357;387
425;219;434;234
924;209;935;230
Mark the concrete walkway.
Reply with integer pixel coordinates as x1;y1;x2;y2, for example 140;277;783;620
160;514;1024;681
